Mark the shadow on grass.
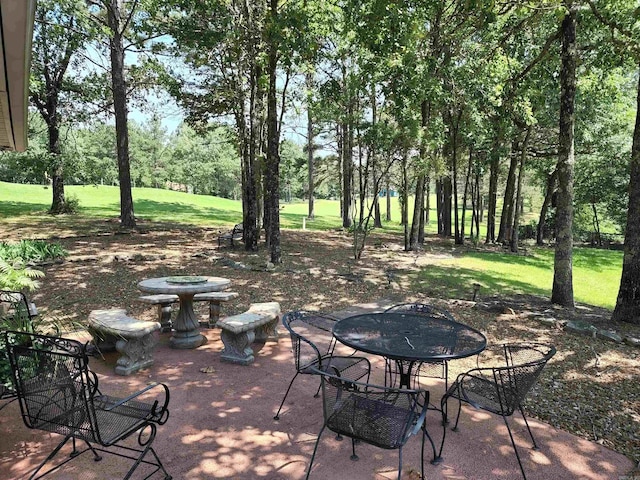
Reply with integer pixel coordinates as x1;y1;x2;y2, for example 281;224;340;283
414;264;550;300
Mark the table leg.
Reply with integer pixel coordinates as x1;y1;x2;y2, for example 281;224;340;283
170;294;207;349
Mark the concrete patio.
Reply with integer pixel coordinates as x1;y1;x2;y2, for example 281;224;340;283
0;302;635;480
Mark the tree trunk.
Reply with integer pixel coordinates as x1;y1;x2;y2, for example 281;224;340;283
485;124;503;243
401;150;409;249
108;0;135;229
551;6;577;308
612;65;640;325
511;127;531;253
537;169;558;245
265;0;281;264
48;121;66;214
461;147;473;243
306;72;315;219
385;176;391;221
409;175;425;250
498;143;518;244
244;60;261;251
442;176;452;237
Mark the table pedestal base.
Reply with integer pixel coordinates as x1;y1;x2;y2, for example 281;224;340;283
170;331;208;349
170;295;207;349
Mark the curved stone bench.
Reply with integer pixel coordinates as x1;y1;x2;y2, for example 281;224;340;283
216;302;280;365
88;309;160;376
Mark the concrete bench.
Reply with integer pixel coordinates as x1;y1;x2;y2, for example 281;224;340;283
193;291;239;327
138;294;176;332
216;302;281;365
88;308;160;376
217;223;243;247
138;292;239;331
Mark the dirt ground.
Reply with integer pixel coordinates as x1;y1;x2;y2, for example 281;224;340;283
8;222;640;469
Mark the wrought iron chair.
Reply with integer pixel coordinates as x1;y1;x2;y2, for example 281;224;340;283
5;330;172;480
306;369;430;480
440;342;556;480
274;310;371;420
384;303;456;389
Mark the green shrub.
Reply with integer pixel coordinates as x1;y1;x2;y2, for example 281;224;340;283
0;240;67;263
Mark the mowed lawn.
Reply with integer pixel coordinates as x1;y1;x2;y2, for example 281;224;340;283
1;181;623;309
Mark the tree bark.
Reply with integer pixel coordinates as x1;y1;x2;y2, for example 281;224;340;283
612;65;640;325
485;127;502;243
108;0;135;229
498;142;518;244
306;72;315;220
551;6;577;308
48;122;66;214
264;0;280;263
537;169;558;245
511;127;531;252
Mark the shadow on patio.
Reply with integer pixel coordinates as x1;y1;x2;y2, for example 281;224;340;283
0;304;634;480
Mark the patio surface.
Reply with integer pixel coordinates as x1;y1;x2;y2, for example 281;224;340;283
0;301;635;480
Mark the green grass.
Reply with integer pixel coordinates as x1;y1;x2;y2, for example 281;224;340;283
1;181;622;309
415;247;623;310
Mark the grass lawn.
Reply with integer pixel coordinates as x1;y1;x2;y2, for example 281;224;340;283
415;246;623;309
1;181;623;309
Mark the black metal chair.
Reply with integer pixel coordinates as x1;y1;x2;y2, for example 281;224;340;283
384;303;456;389
441;342;556;480
5;330;172;480
274;310;371;420
306;369;430;480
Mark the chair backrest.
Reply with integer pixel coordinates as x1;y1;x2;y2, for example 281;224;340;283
282;311;337;371
385;302;456;322
5;330;101;443
318;370;427;449
493;343;556;415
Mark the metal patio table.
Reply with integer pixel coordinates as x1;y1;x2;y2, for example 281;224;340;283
332;311;487;389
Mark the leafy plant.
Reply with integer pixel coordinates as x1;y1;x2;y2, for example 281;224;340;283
0;258;44;292
0;240;67;263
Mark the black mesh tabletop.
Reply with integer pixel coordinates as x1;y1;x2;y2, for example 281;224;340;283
332;312;486;362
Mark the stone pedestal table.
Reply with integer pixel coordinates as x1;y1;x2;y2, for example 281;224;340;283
138;276;231;349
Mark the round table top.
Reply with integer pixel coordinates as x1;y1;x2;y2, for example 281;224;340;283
138;276;231;295
333;312;486;362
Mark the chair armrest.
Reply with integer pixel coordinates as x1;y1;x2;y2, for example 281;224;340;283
100;382;170;423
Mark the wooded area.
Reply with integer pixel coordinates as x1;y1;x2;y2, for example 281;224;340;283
1;0;639;324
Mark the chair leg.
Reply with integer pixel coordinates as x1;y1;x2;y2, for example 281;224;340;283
397;446;403;480
350;437;358;461
274;372;300;420
420;427;426;480
305;424;326;480
502;414;529;480
29;435;74;480
452;394;463;431
519;405;539;449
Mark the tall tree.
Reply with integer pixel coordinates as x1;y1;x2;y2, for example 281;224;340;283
30;0;91;214
551;4;577;308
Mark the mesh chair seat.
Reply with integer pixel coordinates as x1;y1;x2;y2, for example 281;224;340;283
447;373;507;414
300;355;369;379
5;330;172;480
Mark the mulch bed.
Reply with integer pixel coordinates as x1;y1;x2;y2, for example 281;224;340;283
15;225;640;469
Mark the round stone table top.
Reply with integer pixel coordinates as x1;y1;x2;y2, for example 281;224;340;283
138;276;231;295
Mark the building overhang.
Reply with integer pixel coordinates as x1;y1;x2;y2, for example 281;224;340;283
0;0;36;152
